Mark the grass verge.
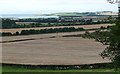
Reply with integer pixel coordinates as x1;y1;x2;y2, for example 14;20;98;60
2;66;119;72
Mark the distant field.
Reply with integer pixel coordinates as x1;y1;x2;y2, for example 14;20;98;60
34;12;118;17
34;13;85;17
1;24;114;33
55;13;85;16
99;12;118;16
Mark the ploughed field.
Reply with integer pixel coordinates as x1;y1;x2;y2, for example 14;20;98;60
2;36;109;65
1;24;114;33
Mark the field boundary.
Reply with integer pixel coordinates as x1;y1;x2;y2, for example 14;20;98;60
2;63;114;70
1;28;99;37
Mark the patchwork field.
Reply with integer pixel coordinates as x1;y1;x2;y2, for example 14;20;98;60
2;24;111;65
2;36;109;65
1;24;114;33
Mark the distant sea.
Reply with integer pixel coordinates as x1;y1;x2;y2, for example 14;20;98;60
1;14;59;19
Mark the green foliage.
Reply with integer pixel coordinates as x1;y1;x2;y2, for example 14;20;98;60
2;17;115;29
2;32;12;36
81;30;110;45
20;27;84;35
80;19;120;70
101;19;120;71
1;27;85;36
15;31;19;35
2;19;16;29
3;66;116;72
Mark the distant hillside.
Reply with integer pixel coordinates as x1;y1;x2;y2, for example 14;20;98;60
34;12;118;17
34;13;86;17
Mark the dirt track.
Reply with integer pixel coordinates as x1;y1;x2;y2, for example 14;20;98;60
2;36;110;65
1;24;114;33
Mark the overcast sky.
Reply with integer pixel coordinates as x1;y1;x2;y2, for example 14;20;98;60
0;0;118;14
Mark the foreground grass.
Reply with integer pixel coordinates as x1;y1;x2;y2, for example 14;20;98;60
2;66;119;72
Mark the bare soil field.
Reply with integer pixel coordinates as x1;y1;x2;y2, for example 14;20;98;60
1;24;114;33
2;37;109;65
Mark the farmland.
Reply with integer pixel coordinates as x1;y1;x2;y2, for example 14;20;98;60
34;12;118;16
2;35;110;65
1;23;113;65
1;24;114;33
1;13;117;72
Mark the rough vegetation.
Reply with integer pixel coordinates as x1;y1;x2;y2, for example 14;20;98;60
79;19;120;71
101;19;120;71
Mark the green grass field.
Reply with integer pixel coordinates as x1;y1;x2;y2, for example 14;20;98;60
2;66;119;72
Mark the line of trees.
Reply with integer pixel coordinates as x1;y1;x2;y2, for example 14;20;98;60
16;18;58;23
2;17;115;29
1;27;85;36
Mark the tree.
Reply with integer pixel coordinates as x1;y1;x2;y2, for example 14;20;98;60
15;31;19;35
108;16;112;20
2;32;12;36
2;19;16;29
101;19;120;71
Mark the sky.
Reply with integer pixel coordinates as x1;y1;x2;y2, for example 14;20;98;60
0;0;118;14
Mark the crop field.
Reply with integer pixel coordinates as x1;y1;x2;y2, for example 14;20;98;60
2;36;109;65
1;24;114;33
